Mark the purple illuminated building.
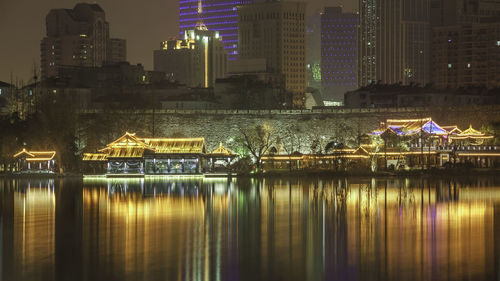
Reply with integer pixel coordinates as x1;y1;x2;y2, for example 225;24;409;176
179;0;254;60
321;7;358;102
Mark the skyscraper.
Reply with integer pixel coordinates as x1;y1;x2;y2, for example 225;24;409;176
154;29;227;88
430;0;500;88
431;0;500;26
358;0;431;87
432;21;500;89
321;7;357;102
40;3;126;79
306;12;322;91
179;0;254;60
238;1;307;108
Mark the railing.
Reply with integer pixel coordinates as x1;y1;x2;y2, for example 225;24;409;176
437;146;499;151
408;146;499;152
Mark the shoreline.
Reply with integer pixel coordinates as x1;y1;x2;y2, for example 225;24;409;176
1;168;499;179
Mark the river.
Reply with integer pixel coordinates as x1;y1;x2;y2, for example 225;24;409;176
1;176;499;281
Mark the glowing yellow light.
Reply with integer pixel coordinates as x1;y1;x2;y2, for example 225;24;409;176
210;142;235;156
14;150;56;161
204;39;208;87
456;153;500;157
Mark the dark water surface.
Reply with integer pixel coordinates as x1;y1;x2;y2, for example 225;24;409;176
1;176;500;281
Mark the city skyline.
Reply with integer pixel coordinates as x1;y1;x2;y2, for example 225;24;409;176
0;0;357;83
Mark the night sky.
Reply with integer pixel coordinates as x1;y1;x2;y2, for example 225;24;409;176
0;0;357;84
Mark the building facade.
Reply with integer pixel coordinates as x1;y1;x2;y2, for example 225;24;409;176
41;3;126;79
344;86;498;108
13;149;57;174
238;1;307;108
154;29;228;88
179;0;255;60
0;81;13;116
107;38;127;63
358;0;431;87
83;132;236;175
306;12;322;91
432;21;500;89
321;7;358;102
431;0;500;26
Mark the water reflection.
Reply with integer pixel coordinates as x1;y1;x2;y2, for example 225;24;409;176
1;176;499;281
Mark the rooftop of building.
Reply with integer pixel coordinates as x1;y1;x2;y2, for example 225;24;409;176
50;3;105;23
0;81;12;87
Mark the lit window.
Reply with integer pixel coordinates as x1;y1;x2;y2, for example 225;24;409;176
0;89;2;95
497;41;500;46
448;64;452;69
467;63;471;68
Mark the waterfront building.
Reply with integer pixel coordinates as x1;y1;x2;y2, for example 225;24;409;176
238;1;307;108
179;0;254;60
83;132;236;176
321;7;358;102
41;3;126;79
358;0;431;87
370;118;497;168
13;149;57;174
262;117;499;171
154;29;228;88
262;148;370;172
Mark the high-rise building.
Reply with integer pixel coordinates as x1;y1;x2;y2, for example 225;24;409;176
179;0;255;61
432;20;500;89
238;1;307;108
321;7;358;102
358;0;431;87
430;0;500;88
306;12;322;91
107;38;127;64
41;3;126;79
154;29;227;88
431;0;500;26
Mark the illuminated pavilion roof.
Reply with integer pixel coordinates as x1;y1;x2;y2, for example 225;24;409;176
209;142;236;157
82;153;108;161
372;118;449;137
142;138;206;154
86;132;207;160
442;126;462;135
98;133;155;158
13;149;56;161
449;125;494;142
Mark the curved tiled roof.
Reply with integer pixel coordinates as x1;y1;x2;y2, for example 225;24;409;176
210;142;235;156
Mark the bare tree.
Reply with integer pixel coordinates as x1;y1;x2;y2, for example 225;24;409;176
237;123;275;171
369;135;384;172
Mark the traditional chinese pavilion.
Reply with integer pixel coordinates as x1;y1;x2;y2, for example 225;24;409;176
369;118;498;169
372;118;494;145
13;149;57;174
83;132;236;176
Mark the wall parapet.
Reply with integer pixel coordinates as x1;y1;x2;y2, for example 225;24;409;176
79;105;500;116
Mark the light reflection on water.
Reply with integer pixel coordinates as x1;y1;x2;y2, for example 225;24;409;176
1;177;500;281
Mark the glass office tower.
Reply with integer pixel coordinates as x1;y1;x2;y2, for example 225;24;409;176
179;0;254;60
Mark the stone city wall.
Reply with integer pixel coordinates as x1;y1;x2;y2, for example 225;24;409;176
79;106;500;153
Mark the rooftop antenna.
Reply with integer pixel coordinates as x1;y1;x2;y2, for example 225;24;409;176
195;0;208;30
